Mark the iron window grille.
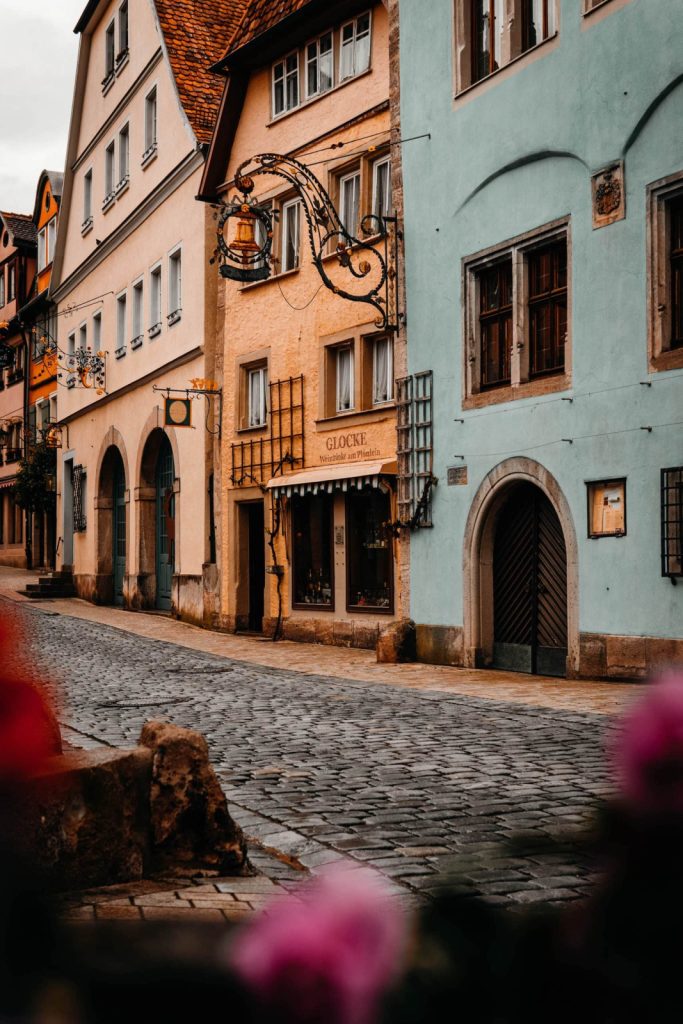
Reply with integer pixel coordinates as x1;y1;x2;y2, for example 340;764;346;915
396;370;434;527
662;467;683;578
230;375;304;487
73;464;87;532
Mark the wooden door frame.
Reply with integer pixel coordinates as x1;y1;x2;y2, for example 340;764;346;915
463;457;579;676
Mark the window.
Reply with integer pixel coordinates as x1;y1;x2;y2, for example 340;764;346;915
292;494;334;608
528;240;567;377
118;124;129;188
457;0;556;93
118;1;129;58
0;270;4;307
336;345;354;412
662;467;683;578
372;336;393;405
150;264;162;335
105;141;116;203
281;199;301;273
247;365;268;428
83;170;93;226
346;489;393;612
116;292;127;354
648;177;683;371
340;170;361;236
47;217;57;265
306;32;333;98
67;332;76;386
479;259;512;389
168;249;182;322
144;88;157;159
273;52;299;116
340;12;371;81
587;480;626;539
132;281;143;345
7;264;15;302
104;20;116;81
78;323;87;352
464;221;569;403
38;228;47;271
372;157;392;221
92;311;102;351
671;195;683;349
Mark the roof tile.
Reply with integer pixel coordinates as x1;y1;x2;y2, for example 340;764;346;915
227;0;314;54
0;212;37;246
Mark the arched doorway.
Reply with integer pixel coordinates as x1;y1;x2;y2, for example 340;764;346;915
97;445;127;606
492;482;567;677
155;434;175;611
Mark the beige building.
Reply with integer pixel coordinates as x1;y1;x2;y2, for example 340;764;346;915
51;0;243;622
200;0;408;648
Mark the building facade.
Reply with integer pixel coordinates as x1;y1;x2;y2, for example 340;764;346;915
398;0;683;678
50;0;243;622
200;0;408;647
0;212;36;568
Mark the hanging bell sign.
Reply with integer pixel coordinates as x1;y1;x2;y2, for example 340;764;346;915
214;176;273;284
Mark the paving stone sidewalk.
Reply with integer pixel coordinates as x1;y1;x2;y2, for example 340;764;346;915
2;595;628;910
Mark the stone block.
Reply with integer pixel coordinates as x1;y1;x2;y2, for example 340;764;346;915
8;748;152;892
315;619;336;646
645;636;683;673
353;624;379;650
333;620;355;648
605;635;648;679
139;721;248;876
282;619;317;644
578;634;607;679
377;619;417;663
415;624;464;666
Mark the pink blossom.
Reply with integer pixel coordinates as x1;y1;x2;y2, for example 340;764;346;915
229;865;408;1024
613;670;683;813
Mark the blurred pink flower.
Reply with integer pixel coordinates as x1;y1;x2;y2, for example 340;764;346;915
613;670;683;813
229;865;408;1024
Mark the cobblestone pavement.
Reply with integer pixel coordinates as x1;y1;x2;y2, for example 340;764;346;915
6;598;623;909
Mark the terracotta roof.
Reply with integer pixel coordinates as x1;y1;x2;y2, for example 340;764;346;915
0;212;37;247
226;0;314;54
153;0;247;144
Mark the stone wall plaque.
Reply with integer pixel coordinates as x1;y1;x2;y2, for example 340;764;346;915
447;465;468;486
592;161;625;229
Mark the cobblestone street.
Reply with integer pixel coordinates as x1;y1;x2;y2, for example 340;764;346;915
4;588;633;908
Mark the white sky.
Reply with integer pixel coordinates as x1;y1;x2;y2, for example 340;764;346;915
0;0;85;213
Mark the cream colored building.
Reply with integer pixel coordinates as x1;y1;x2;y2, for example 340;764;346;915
51;0;243;623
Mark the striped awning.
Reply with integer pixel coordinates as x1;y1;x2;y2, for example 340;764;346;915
267;459;397;499
0;476;17;491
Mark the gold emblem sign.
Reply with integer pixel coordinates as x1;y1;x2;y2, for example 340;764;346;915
164;397;192;428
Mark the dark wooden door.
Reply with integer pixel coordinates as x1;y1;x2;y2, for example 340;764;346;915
155;437;175;611
492;483;567;677
247;502;265;632
113;458;126;606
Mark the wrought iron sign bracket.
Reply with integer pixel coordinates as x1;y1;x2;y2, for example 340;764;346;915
152;384;223;439
213;153;402;333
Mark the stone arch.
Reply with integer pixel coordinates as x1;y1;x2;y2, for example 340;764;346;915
94;428;130;604
134;419;180;610
462;457;579;676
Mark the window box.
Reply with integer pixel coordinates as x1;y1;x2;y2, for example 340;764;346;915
81;216;94;236
148;322;162;339
115;48;129;73
102;191;116;212
167;309;182;326
115;175;130;196
130;334;143;350
141;143;158;169
101;71;115;94
114;345;127;359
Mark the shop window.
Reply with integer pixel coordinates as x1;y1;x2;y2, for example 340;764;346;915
339;12;371;82
587;479;626;539
662;467;683;578
346;489;393;612
292;494;334;609
464;220;570;405
280;199;301;273
455;0;556;94
372;156;392;221
273;52;299;117
306;32;333;98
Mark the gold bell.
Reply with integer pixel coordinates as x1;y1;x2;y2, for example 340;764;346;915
231;206;261;262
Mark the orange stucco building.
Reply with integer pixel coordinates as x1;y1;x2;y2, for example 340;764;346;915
200;0;406;647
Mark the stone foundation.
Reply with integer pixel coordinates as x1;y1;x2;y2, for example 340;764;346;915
576;633;683;681
263;616;381;650
416;625;465;666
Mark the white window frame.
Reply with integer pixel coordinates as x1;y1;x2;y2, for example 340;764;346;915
78;321;88;353
117;123;130;190
143;87;158;163
340;170;361;237
132;278;144;346
118;1;129;58
149;262;162;336
92;310;102;352
247;365;268;428
104;20;116;81
168;246;182;324
67;331;76;386
37;227;47;272
371;156;392;222
49;392;57;426
116;291;127;354
281;199;301;273
305;31;334;99
372;336;393;405
336;345;355;413
272;50;300;118
47;217;57;266
104;140;116;207
8;264;15;302
339;11;372;82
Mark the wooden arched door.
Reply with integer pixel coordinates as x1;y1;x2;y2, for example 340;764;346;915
155;435;175;611
492;483;568;677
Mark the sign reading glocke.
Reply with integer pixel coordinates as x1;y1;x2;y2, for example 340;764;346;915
320;430;381;465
